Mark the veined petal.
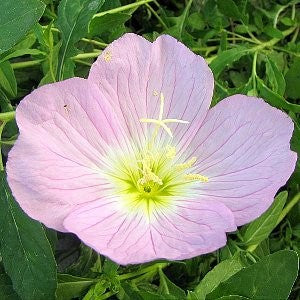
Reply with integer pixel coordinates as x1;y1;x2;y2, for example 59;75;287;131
63;197;235;265
181;95;297;225
6;78;130;231
88;33;213;146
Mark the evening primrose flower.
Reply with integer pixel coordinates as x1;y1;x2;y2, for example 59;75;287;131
7;34;296;265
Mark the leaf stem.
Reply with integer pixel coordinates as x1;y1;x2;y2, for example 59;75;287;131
0;122;6;171
93;0;154;19
118;262;168;281
145;3;168;30
0;111;16;122
277;193;300;226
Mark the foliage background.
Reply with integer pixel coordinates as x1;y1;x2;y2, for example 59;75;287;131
0;0;300;299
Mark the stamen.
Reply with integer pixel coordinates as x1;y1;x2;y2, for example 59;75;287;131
175;157;197;171
184;173;209;182
165;145;176;159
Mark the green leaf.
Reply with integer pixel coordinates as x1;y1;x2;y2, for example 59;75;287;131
210;46;250;78
0;172;57;300
257;77;300;113
0;0;45;54
0;61;17;98
0;264;20;300
158;268;186;299
57;274;95;300
89;13;131;40
265;57;286;96
217;0;246;22
194;254;244;299
285;57;300;100
264;25;284;39
207;250;299;299
0;49;45;64
241;192;287;247
56;0;105;80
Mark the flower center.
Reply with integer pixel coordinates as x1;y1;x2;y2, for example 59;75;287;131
105;93;209;219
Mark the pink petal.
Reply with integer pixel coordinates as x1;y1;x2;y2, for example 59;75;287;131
7;78;128;231
63;196;236;265
180;95;297;226
88;33;214;145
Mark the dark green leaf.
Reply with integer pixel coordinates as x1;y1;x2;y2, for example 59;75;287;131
285;57;300;100
241;192;287;246
158;268;186;299
56;0;105;80
207;250;299;299
210;46;250;78
0;264;20;300
263;25;284;39
0;0;45;54
257;77;300;113
0;172;57;300
217;0;246;22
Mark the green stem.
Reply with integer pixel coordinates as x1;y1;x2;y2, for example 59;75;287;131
118;262;168;281
0;111;16;122
145;3;168;30
0;122;6;171
81;38;107;48
72;51;101;60
93;0;154;19
97;291;117;300
252;52;258;94
277;193;300;226
11;59;44;70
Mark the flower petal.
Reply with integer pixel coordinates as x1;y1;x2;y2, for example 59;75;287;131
7;78;128;231
63;197;235;265
88;33;214;146
181;95;297;226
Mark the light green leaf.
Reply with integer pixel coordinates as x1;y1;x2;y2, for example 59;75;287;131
207;250;299;299
57;274;96;300
0;61;17;98
0;172;57;300
194;253;244;299
56;0;105;80
241;192;287;247
0;0;45;54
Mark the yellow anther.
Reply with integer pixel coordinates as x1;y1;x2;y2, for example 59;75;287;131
153;90;159;96
184;173;209;182
103;51;112;62
175;157;197;171
165;145;176;159
138;155;163;187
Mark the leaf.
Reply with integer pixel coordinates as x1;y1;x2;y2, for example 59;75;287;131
0;49;45;64
158;268;186;299
56;0;105;80
217;0;246;22
56;274;95;300
0;172;57;300
241;192;287;246
0;61;17;98
89;13;131;40
207;250;299;299
257;77;300;113
0;0;45;54
194;253;244;299
265;57;286;96
264;24;284;39
0;264;20;300
285;57;300;100
210;46;250;78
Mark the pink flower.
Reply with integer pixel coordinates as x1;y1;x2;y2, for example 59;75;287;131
7;34;297;265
